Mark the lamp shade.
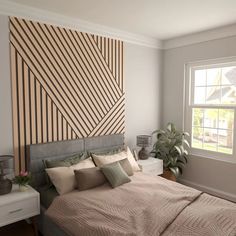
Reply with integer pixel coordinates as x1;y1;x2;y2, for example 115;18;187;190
136;135;152;148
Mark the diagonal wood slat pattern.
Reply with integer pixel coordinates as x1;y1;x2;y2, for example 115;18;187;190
10;17;124;173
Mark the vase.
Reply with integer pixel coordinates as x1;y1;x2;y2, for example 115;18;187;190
19;185;28;192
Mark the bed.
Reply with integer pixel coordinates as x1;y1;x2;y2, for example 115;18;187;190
29;134;236;236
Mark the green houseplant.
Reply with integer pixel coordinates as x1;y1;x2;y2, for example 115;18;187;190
151;123;189;181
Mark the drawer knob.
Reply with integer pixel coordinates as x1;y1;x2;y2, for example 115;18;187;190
9;208;23;214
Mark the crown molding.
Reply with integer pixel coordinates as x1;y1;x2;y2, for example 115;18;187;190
0;0;163;49
163;23;236;50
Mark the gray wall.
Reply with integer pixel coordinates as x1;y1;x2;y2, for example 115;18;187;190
0;15;13;155
0;15;162;156
124;43;162;149
163;36;236;201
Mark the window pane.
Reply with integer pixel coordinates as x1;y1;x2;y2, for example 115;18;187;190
191;108;234;154
195;70;206;86
221;86;236;104
192;127;203;149
206;86;221;104
204;109;218;128
194;87;205;104
218;130;233;154
207;68;220;86
193;66;236;105
192;108;204;127
222;67;236;85
219;109;234;130
203;128;217;152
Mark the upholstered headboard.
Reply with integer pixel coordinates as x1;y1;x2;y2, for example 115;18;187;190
29;134;124;189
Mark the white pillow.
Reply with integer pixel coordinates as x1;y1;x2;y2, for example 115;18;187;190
92;147;140;172
46;157;96;195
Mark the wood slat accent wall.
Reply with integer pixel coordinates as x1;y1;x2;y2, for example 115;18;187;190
10;17;124;174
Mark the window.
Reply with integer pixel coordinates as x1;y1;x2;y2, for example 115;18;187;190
184;58;236;162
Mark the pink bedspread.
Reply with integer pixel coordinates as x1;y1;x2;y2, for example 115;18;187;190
46;173;236;236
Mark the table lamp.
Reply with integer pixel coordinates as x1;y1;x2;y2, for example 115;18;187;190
0;155;13;195
136;135;152;160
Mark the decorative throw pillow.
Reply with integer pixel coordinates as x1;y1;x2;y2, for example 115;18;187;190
74;167;107;191
90;148;123;156
46;167;76;195
119;158;134;176
101;162;131;188
45;158;95;195
43;152;87;168
92;147;140;172
126;147;141;172
43;159;71;169
70;157;95;170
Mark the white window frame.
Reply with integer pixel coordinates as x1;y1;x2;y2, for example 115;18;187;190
184;57;236;163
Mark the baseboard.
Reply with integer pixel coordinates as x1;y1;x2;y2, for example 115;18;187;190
179;178;236;203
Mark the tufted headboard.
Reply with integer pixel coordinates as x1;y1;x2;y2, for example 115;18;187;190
29;134;124;189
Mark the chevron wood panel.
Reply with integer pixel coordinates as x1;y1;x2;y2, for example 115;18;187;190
10;17;124;173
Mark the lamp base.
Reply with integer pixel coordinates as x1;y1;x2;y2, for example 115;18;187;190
138;147;149;160
0;176;12;195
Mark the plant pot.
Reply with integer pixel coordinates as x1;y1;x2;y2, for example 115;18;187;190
19;185;28;192
161;170;176;182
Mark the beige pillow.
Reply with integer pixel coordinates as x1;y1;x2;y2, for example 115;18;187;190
46;167;76;195
70;157;95;170
46;158;95;195
92;147;140;172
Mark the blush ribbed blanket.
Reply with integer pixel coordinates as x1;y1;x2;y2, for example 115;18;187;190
46;173;236;236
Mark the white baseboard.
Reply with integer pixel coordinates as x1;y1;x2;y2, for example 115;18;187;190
179;178;236;203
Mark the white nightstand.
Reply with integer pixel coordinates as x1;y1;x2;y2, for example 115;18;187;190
0;184;40;231
138;158;163;176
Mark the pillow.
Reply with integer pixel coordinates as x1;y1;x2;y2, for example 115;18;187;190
101;162;131;188
43;159;71;168
119;158;134;176
43;152;87;168
126;147;141;172
90;148;123;156
74;167;107;191
66;152;87;165
92;147;140;172
46;167;76;195
45;158;95;195
70;157;95;170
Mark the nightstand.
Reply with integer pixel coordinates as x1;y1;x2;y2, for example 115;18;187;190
0;184;40;235
137;158;163;176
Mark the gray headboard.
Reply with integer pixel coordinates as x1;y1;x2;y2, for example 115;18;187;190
29;134;124;189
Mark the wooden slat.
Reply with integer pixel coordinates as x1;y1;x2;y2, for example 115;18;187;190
30;72;36;144
47;96;52;142
17;53;25;171
10;45;20;175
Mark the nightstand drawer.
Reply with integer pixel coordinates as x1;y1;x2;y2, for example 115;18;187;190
0;197;38;226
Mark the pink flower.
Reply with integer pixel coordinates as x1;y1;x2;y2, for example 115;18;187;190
20;171;28;177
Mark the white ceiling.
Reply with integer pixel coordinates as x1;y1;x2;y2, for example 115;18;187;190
5;0;236;40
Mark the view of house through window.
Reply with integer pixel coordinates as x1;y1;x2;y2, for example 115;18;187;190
188;62;236;157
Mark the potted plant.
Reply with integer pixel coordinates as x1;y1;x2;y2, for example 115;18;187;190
151;123;189;181
13;171;31;191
